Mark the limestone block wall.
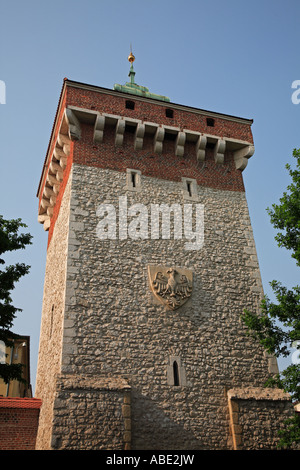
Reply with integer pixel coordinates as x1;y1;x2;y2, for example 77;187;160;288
228;388;295;450
51;375;131;450
49;163;276;450
35;175;72;450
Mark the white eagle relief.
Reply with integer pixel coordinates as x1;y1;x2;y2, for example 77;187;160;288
149;266;193;310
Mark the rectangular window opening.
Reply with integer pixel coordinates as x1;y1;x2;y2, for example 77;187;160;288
126;100;135;110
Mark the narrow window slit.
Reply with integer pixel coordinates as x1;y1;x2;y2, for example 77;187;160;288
186;181;192;197
131;172;136;188
173;361;180;386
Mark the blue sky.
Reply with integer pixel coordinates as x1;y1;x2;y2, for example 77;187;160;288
0;0;299;392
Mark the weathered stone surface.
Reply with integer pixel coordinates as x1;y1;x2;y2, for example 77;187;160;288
228;387;294;450
36;162;293;450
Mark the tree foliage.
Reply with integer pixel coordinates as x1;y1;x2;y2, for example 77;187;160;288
0;215;32;384
242;148;300;448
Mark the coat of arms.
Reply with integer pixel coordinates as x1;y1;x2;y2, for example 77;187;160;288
148;265;193;310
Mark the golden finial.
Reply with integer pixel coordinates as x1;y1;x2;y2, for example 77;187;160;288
128;44;135;63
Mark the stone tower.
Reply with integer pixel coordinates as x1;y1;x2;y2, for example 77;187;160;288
35;54;293;450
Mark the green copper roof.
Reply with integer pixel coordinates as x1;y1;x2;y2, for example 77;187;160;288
114;61;170;102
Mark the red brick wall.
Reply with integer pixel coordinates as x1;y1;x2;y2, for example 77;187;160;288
72;122;245;192
0;398;42;450
66;85;254;143
65;84;251;192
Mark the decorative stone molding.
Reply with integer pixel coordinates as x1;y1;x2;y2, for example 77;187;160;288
65;108;81;141
148;265;193;311
214;138;226;164
38;106;255;233
196;134;207;162
63;106;254;169
175;131;186;157
38;111;73;231
115;118;126;147
154;126;165;154
134;122;145;150
57;133;71;156
93;113;105;143
38;105;255;233
233;144;255;171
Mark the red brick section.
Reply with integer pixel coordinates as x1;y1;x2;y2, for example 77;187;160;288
73;122;245;192
66;84;254;143
0;397;42;450
65;82;253;193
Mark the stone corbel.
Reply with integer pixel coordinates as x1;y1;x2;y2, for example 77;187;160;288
115;118;125;147
196;135;207;161
233;145;255;171
46;174;61;192
134;122;145;150
65;108;81;141
50;161;63;176
40;198;51;211
154;126;165;154
47;206;54;217
38;214;49;224
38;197;51;231
175;131;186;157
37;216;50;231
94;113;105;143
43;186;56;205
53;149;67;170
214;139;226;164
38;115;73;231
57;133;71;156
43;186;55;199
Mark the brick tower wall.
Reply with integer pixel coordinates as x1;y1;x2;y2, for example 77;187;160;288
0;398;41;450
